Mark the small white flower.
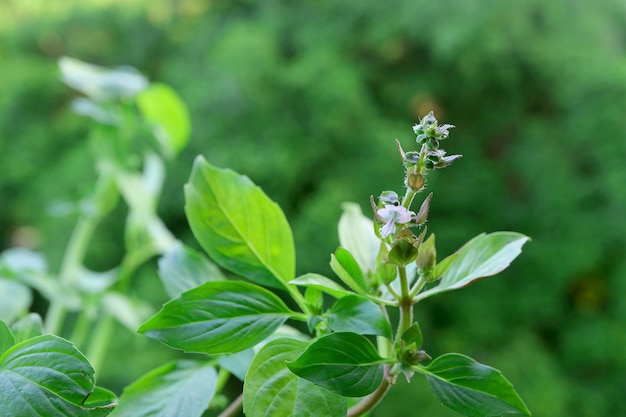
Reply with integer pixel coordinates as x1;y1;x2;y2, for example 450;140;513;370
377;205;414;238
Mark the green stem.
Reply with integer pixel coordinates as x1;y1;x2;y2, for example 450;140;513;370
70;302;94;349
286;284;311;316
218;394;243;417
45;216;99;335
215;368;231;394
409;274;427;299
396;266;413;342
347;364;395;417
86;315;115;371
85;246;155;370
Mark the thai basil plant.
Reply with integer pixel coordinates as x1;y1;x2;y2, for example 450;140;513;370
0;58;531;417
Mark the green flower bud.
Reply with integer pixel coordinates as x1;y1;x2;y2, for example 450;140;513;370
416;233;437;275
387;237;419;267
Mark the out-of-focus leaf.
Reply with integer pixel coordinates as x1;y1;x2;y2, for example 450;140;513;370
59;56;148;100
158;242;226;299
76;267;118;294
137;83;191;157
338;203;379;273
10;313;43;344
0;278;31;323
102;292;153;332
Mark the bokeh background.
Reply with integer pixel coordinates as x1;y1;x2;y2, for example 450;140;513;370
2;0;626;416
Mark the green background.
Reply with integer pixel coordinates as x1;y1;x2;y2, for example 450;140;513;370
2;0;626;415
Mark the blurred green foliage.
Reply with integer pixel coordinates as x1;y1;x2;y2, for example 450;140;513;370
2;0;626;415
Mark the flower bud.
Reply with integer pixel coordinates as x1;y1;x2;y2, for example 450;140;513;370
387;237;419;267
416;233;437;274
407;172;425;191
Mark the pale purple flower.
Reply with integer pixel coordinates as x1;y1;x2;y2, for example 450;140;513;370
377;205;414;238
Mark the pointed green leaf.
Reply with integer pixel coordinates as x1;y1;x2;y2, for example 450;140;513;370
10;313;43;344
338;203;379;273
158;242;226;299
110;360;216;417
330;248;368;294
0;320;14;356
287;332;387;397
421;353;531;417
289;273;354;299
139;281;294;354
137;83;191;156
415;232;530;301
327;295;392;338
244;338;346;417
0;334;116;416
185;157;294;290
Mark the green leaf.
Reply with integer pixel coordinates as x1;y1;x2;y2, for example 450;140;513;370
10;313;43;343
59;56;148;100
158;242;226;299
338;203;379;273
185;157;295;290
415;232;530;301
84;387;118;410
287;332;387;397
139;281;294;354
330;248;368;294
327;295;392;338
0;334;117;416
289;273;354;299
110;360;216;417
218;349;255;381
0;278;31;322
102;292;153;332
420;353;531;417
76;267;118;294
431;252;458;281
137;83;191;156
0;248;47;275
0;320;14;356
244;338;346;417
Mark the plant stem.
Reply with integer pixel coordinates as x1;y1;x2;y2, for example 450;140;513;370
45;216;98;335
218;393;243;417
286;284;311;316
215;367;231;393
347;364;394;417
396;266;413;340
85;246;155;370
